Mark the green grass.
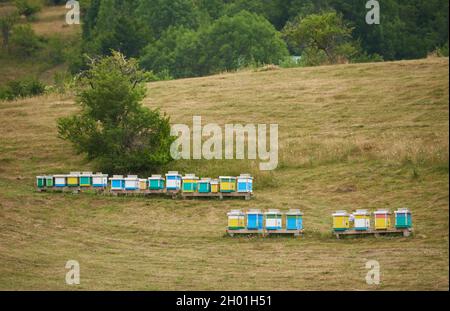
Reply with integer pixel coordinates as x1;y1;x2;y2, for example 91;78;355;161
0;57;448;290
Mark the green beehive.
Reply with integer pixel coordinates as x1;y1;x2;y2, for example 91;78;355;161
45;176;54;188
36;176;46;188
198;178;211;193
79;172;93;187
148;175;164;190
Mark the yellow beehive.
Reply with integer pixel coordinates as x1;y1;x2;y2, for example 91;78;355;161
219;176;236;193
67;172;80;187
227;210;245;230
139;179;147;191
210;179;219;193
374;209;391;230
332;211;350;231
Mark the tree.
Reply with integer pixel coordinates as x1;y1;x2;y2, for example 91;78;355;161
140;26;202;78
200;11;289;74
140;11;289;78
0;9;19;49
58;51;174;173
283;11;357;64
136;0;200;39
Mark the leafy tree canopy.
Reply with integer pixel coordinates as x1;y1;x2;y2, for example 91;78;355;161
58;51;174;174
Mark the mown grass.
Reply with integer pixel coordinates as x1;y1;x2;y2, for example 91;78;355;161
0;57;448;290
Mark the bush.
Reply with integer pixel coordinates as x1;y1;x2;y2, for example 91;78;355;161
0;77;46;100
299;47;328;67
14;0;42;20
42;37;65;65
436;41;449;57
10;24;42;58
279;56;302;68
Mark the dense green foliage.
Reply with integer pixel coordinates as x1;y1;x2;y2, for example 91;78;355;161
76;0;448;77
0;76;45;100
57;52;174;173
140;11;289;78
283;12;358;65
14;0;42;20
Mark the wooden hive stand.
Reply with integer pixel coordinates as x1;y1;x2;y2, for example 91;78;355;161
333;228;413;239
226;229;265;237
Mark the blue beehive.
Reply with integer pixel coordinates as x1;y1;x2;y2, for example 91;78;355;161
246;209;264;230
237;174;253;193
165;171;182;191
110;175;125;191
286;209;303;230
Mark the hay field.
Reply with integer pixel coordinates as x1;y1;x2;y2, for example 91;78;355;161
0;57;448;290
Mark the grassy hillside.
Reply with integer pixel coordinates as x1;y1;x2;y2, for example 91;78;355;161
0;57;448;290
0;4;81;85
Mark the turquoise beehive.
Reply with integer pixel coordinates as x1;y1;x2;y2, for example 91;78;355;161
395;208;412;229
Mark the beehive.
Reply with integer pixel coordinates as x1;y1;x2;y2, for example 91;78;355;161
246;209;264;230
92;173;108;188
148;175;165;190
395;208;412;229
45;176;54;188
210;179;219;193
165;171;182;191
198;178;211;193
332;211;350;231
139;179;147;191
53;174;67;187
227;210;245;230
79;172;93;187
124;175;140;190
36;176;46;188
265;209;283;230
219;176;236;193
237;174;253;193
286;209;303;231
67;172;80;187
353;209;371;231
374;209;391;230
110;175;125;191
182;174;199;192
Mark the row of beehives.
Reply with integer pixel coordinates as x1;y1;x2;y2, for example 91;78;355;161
36;171;253;193
227;209;304;231
228;208;412;232
332;208;412;231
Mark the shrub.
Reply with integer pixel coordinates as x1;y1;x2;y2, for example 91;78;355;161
0;77;46;100
436;41;449;57
10;24;42;58
14;0;42;20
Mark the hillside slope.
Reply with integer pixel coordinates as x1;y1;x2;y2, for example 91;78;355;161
0;58;448;290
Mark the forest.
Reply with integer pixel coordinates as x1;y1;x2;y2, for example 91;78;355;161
0;0;449;94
